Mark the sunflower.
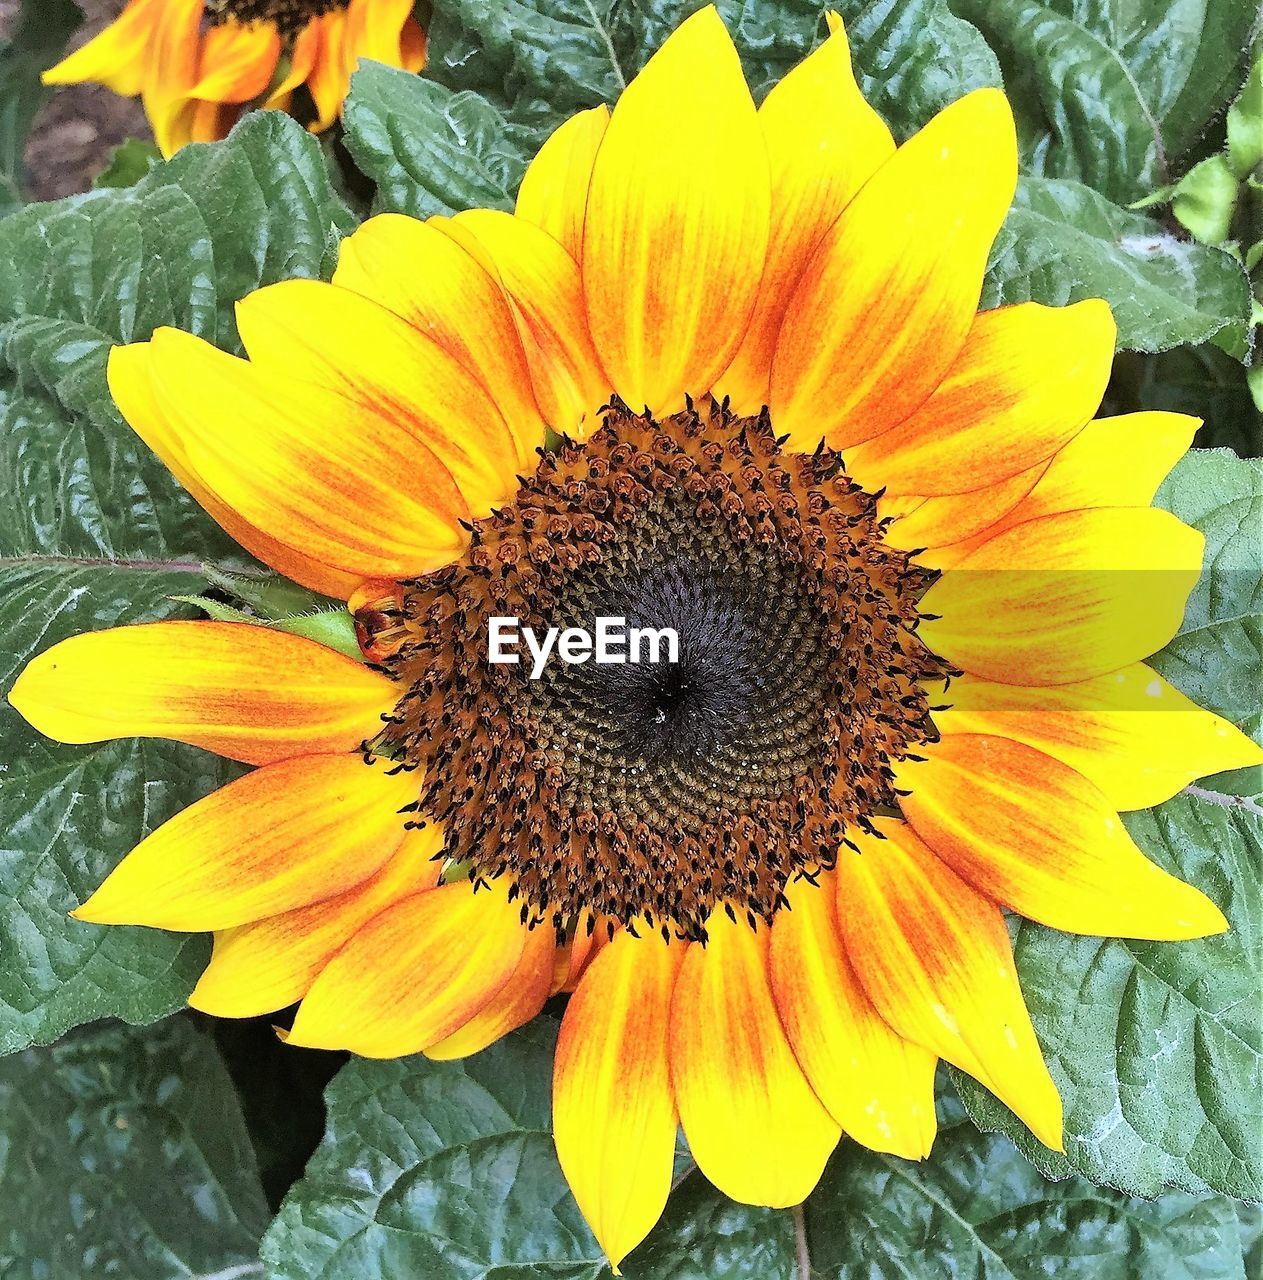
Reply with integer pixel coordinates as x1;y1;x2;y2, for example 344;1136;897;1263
12;6;1261;1270
41;0;425;157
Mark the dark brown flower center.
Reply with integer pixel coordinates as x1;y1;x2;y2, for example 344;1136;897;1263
206;0;346;34
361;399;950;941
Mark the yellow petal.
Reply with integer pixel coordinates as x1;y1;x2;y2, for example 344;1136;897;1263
265;14;321;111
769;872;938;1159
189;823;444;1018
846;300;1115;496
73;754;416;931
424;917;556;1060
582;6;770;414
516;106;610;261
718;11;895;412
286;878;528;1057
439;209;610;438
897;735;1228;939
920;508;1204;685
189;20;280;104
554;929;683;1273
42;0;163;95
307;10;350;130
934;665;1263;810
771;88;1017;452
332;213;546;468
839;820;1064;1152
107;342;362;599
670;912;839;1206
8;621;395;766
882;462;1044;555
235;278;523;514
140;0;205;158
139;327;470;580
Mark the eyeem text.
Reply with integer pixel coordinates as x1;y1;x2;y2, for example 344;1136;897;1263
488;616;680;679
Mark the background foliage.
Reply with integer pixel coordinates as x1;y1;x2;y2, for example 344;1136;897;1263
0;0;1259;1276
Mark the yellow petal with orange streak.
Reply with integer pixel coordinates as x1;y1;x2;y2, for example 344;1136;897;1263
718;11;894;413
140;326;470;580
769;872;937;1159
670;912;839;1206
516;106;610;261
235;278;522;513
439;209;610;438
333;213;545;468
286;879;528;1057
42;0;165;95
107;342;361;599
846;300;1115;497
190;824;445;1018
919;508;1203;685
882;462;1044;555
582;6;770;415
554;929;684;1274
73;754;416;931
425;917;557;1060
897;735;1228;939
771;88;1017;453
838;820;1064;1152
934;665;1263;810
8;621;395;766
188;20;280;103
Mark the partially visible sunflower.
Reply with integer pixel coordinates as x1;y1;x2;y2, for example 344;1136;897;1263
41;0;425;157
13;7;1262;1272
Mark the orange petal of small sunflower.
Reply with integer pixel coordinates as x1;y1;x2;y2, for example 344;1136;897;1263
839;819;1064;1152
8;621;395;765
896;735;1229;940
188;19;281;104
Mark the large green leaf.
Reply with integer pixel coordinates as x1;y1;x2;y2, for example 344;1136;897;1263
0;1016;269;1278
263;1019;1251;1278
0;0;82;216
1151;449;1263;790
953;792;1261;1201
806;1091;1250;1279
949;0;1255;205
0;112;355;1054
983;176;1252;352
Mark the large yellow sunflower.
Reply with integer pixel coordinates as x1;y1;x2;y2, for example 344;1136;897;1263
13;7;1261;1270
42;0;425;157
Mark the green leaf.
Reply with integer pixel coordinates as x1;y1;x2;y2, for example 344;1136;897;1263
807;1090;1251;1278
342;61;532;218
952;792;1262;1201
983;176;1252;353
1151;449;1263;792
1227;56;1262;180
949;0;1255;205
93;138;163;190
0;1016;269;1278
1170;154;1241;246
0;0;82;216
0;112;354;1053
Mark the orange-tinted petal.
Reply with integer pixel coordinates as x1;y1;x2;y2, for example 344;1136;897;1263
265;14;321;112
286;878;528;1057
839;820;1063;1151
107;342;362;599
189;823;444;1018
920;508;1204;685
771;89;1017;452
897;735;1228;938
141;0;205;157
515;105;610;261
934;665;1263;810
332;213;545;467
718;12;894;413
189;19;280;103
73;754;415;931
42;0;167;96
770;872;937;1158
8;621;395;765
440;209;610;437
307;10;348;130
582;7;770;414
554;929;683;1272
671;912;839;1206
846;300;1115;496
